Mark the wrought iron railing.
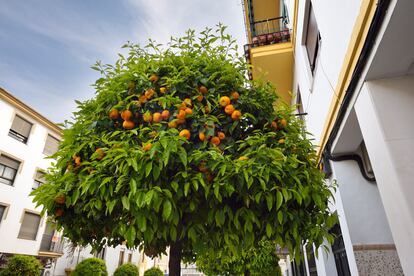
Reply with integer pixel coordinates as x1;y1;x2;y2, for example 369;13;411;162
39;233;65;253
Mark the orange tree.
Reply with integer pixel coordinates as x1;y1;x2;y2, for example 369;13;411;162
32;25;336;276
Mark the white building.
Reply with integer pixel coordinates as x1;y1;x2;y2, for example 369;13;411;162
242;0;414;275
0;87;141;275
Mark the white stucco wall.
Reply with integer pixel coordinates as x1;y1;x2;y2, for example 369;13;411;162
355;75;414;276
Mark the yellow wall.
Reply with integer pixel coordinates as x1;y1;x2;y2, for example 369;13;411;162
250;42;293;104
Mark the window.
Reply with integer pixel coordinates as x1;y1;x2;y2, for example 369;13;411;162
0;155;20;186
306;244;318;276
305;2;320;73
18;212;41;240
33;171;46;190
9;115;32;144
128;253;132;263
330;224;351;276
95;247;106;260
0;205;6;225
43;135;60;156
118;250;125;266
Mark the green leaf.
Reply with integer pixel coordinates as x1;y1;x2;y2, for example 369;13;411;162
137;214;147;232
121;196;130;210
215;210;225;226
171;181;179;192
184;182;190;196
266;223;273;238
276;191;283;210
163;200;172;220
145;190;154;205
130;179;137;195
277;211;283;224
145;162;152;177
178;147;187;167
266;194;273;211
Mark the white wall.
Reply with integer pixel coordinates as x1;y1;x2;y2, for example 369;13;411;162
355;75;414;276
0;99;60;256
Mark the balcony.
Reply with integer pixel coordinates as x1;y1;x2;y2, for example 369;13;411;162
38;232;65;257
244;16;294;104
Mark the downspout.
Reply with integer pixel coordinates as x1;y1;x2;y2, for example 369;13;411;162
322;0;391;181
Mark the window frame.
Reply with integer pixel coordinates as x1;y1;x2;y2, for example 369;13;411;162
17;211;42;241
43;134;60;156
8;114;33;144
303;1;321;75
0;204;9;226
33;170;46;190
0;154;21;186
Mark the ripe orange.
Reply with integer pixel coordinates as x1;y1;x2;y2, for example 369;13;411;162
219;96;231;107
143;143;152;151
217;132;225;140
278;118;287;128
176;119;186;125
153;112;162;123
168;120;177;128
199;132;206;141
143;112;153;123
231;110;242;120
95;148;105;160
159;87;167;94
224;104;235;115
198;162;208;173
109;109;119;120
271;121;278;131
196;95;204;102
185;108;193;115
179;129;191;140
145;89;155;99
54;195;66;204
198;85;208;94
161;110;170;120
121;110;133;121
177;110;187;120
55;209;64;217
139;95;148;104
210;136;221;146
123;120;135;129
149;74;159;82
238;156;249;161
74;156;81;166
204;105;211;114
278;139;285;144
231;91;240;100
184;98;192;107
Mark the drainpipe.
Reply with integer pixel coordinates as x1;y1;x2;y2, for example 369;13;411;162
323;0;391;180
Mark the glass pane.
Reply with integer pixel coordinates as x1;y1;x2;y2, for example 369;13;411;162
18;212;41;240
0;177;12;186
0;206;5;223
3;167;16;180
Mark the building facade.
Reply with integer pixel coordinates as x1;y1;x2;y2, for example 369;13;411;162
243;0;414;275
0;88;141;275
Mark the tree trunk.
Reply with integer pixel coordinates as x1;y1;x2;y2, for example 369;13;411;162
169;241;182;276
244;269;251;276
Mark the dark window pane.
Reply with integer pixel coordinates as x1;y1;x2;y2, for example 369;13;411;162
305;3;319;72
0;206;5;224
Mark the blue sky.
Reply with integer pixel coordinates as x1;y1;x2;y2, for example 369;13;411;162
0;0;246;123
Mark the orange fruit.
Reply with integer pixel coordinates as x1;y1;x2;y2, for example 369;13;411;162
95;148;105;160
54;195;66;204
210;136;220;146
224;104;235;115
143;112;153;123
55;209;64;217
278;139;285;144
206;173;214;183
219;96;231;107
168;121;177;128
184;98;192;107
109;109;119;120
176;119;186;125
199;132;206;141
121;110;133;121
179;129;191;140
177;110;187;120
185;108;193;115
145;89;155;99
231;91;240;100
204;105;211;114
278;118;287;128
196;95;204;102
217;132;225;140
231;110;242;120
139;95;148;104
149;74;159;82
161;110;170;120
153;112;162;123
143;143;152;151
159;87;167;94
271;121;278;131
198;85;208;94
74;156;81;166
238;156;249;161
123;120;135;130
198;162;208;173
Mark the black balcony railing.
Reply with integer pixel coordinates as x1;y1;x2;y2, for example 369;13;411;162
39;232;65;254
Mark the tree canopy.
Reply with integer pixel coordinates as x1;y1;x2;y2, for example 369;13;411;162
32;24;336;275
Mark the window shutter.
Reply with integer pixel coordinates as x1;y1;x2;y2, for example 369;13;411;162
0;155;20;170
35;171;46;182
10;115;32;138
305;3;319;72
0;206;5;223
43;135;60;156
18;212;41;240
